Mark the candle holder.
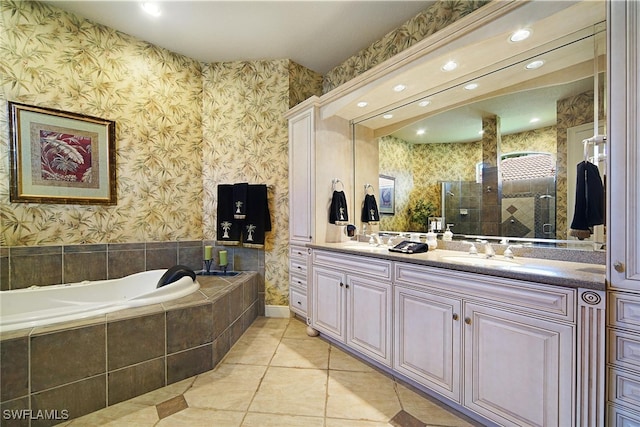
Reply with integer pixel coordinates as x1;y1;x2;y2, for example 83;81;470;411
204;259;213;274
220;263;228;275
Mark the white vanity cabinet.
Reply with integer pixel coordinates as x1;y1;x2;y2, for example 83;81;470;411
607;2;640;425
394;284;462;402
311;250;393;366
289;244;310;319
393;262;576;427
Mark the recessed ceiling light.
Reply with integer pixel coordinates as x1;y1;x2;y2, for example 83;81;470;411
357;101;368;108
141;2;161;17
464;83;479;90
416;129;425;135
525;60;545;70
442;61;458;72
383;114;393;119
418;100;431;107
510;28;531;42
393;84;406;92
530;117;540;123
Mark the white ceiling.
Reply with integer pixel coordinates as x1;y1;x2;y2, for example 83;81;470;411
46;0;434;74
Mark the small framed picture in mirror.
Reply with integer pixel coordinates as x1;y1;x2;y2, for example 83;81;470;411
379;175;395;215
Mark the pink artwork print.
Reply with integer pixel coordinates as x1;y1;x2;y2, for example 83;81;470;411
39;130;93;183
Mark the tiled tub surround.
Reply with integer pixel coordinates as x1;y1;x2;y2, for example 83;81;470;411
0;241;266;312
0;273;259;426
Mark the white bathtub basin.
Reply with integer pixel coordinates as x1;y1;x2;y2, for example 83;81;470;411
440;255;519;268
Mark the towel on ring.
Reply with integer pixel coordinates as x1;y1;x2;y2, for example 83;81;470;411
569;161;605;240
361;194;380;225
233;182;248;219
242;184;271;248
216;184;241;245
329;190;349;225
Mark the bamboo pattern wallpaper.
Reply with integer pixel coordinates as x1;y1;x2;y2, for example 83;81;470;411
323;0;489;93
1;0;204;246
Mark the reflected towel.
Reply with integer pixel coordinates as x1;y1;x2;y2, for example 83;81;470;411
361;194;380;224
243;184;271;248
570;161;604;239
233;182;248;219
329;190;349;225
216;184;241;245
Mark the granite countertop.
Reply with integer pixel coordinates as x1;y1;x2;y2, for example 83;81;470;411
308;242;606;291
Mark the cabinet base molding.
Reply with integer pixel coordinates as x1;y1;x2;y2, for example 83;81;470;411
265;305;290;318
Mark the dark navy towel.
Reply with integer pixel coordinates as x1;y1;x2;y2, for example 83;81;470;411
361;194;380;224
570;161;604;239
233;182;249;220
216;184;241;245
243;184;271;248
329;190;349;225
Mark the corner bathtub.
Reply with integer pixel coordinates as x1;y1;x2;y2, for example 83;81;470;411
0;269;200;333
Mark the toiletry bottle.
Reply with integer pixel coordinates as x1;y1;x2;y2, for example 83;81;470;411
425;225;438;250
443;224;454;241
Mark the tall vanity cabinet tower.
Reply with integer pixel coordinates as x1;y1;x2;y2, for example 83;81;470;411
607;1;640;425
286;98;353;322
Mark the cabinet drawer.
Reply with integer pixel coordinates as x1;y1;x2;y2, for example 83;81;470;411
395;262;574;322
290;271;307;289
291;258;307;275
290;286;307;315
609;366;640;411
290;244;309;261
608;402;640;427
609;292;640;329
312;250;392;280
609;328;640;372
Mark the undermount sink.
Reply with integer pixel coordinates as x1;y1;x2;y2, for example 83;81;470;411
441;255;519;268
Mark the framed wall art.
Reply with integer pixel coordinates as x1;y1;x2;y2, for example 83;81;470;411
8;101;116;205
378;174;395;215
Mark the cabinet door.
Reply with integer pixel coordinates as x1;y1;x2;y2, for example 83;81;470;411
394;285;462;402
288;108;314;243
346;275;392;366
311;266;345;341
463;303;575;427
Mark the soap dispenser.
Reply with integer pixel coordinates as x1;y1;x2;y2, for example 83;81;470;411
443;224;454;242
425;225;438;250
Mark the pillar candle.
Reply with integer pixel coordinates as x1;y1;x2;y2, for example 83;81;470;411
219;250;228;266
204;245;213;260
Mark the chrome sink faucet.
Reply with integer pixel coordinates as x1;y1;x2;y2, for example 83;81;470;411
477;239;495;258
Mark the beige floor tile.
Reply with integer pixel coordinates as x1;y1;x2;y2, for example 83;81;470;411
283;317;313;339
223;334;282;365
270;337;330;369
327;370;401;422
396;384;478;427
157;407;244;427
249;366;327;417
242;412;325;427
241;317;290;338
325;418;394;427
185;364;267;411
329;345;376;372
68;403;159;426
128;376;196;406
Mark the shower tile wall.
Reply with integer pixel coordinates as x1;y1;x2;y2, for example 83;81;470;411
502;176;556;238
443;181;483;235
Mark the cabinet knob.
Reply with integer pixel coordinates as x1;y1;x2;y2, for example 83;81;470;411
614;261;626;273
297;301;302;305
340;282;344;287
345;284;350;289
464;317;472;325
453;313;459;321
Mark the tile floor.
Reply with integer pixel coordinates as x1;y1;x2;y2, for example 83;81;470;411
64;316;482;427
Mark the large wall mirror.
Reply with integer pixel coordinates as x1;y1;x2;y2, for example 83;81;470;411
352;1;606;251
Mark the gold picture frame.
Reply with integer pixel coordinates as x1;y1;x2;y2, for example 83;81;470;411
9;102;116;205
